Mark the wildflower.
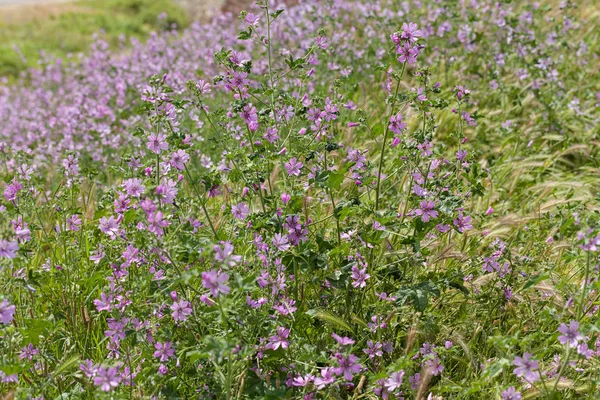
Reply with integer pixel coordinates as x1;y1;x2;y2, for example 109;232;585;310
374;378;392;399
67;215;83;231
19;344;38;361
196;79;211;94
513;353;539;383
425;356;444;376
80;360;99;378
170;150;189;170
4;181;22;202
93;366;121;392
363;340;383;359
153;341;175;362
0;299;16;324
332;333;355;346
557;320;584;348
232;202;250;220
397;42;419;64
414;200;438;222
385;370;405;391
401;22;422;43
0;240;18;258
213;242;242;267
292;374;314;387
314;367;336;389
351;265;370;288
147;211;170;236
202;269;230;297
453;212;473;233
264;127;279;143
272;233;291;252
170;300;192;322
285;158;303;176
99;215;121;239
267;326;290;350
501;387;522;400
146;133;169;154
333;354;362;381
388;113;407;134
244;12;260;26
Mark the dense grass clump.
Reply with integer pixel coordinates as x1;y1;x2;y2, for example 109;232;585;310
0;0;598;399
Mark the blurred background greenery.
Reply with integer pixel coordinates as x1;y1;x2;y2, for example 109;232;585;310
0;0;189;79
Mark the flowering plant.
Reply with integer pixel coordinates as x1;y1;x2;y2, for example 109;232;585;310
0;0;598;399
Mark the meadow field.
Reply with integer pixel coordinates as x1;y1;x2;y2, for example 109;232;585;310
0;0;599;398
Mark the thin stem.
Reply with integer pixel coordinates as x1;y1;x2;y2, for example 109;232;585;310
374;61;406;211
183;164;218;239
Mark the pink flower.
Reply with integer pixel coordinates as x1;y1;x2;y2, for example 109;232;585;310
0;299;16;324
171;300;192;322
267;326;290;350
385;370;405;391
170;150;189;170
202;269;230;297
314;367;336;389
285;158;303;176
98;216;121;239
147;133;169;154
232;202;250;219
93;366;121;392
153;341;175;362
333;354;362;381
0;240;18;259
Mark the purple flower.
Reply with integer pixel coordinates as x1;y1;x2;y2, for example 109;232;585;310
314;367;336;389
501;387;522;400
4;181;22;202
214;242;242;267
0;299;16;324
147;133;169;154
263;127;279;143
332;332;355;346
0;240;18;259
153;341;175;362
267;326;290;350
388;113;407;135
285;158;303;176
333;354;362;381
401;22;422;43
385;370;405;391
425;356;444;376
414;200;438;222
272;233;291;252
292;374;314;387
202;269;230;297
67;215;83;231
363;340;383;359
79;360;99;378
513;353;539;383
557;320;584;348
351;265;370;288
453;212;473;233
147;211;170;236
244;12;260;26
93;366;121;392
99;215;121;239
170;149;189;170
232;202;250;220
397;42;419;64
19;344;39;360
170;300;192;322
122;178;145;197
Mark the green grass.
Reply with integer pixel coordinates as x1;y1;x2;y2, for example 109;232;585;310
0;0;188;79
